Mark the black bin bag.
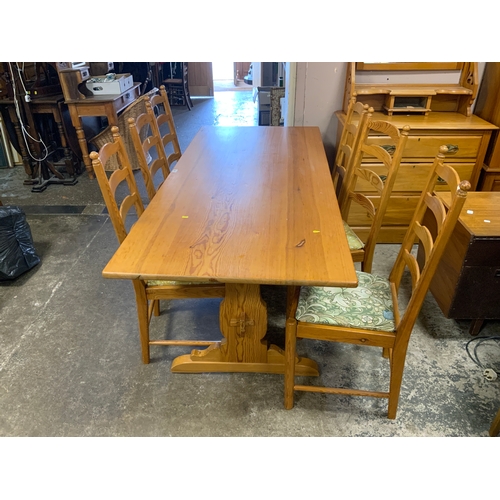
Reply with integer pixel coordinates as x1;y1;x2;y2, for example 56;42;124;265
0;206;40;281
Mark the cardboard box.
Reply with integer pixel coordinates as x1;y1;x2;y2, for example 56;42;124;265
85;73;133;96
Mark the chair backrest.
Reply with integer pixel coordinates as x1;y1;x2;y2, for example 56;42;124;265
149;85;182;168
90;126;145;245
90;88;159;172
128;110;170;201
333;98;373;200
340;120;410;271
389;147;470;346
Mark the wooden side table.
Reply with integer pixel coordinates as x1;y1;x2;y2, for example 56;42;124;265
425;191;500;335
66;83;141;178
0;95;81;189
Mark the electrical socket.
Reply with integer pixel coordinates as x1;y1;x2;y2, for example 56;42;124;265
483;368;497;381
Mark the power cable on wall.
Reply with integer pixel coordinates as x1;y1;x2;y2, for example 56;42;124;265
7;62;49;163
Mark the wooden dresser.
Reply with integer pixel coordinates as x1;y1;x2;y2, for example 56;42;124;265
424;192;500;335
335;62;498;243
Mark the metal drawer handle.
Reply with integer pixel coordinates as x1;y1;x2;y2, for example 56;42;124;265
124;92;131;99
443;144;459;154
380;175;387;183
436;176;446;184
381;145;396;155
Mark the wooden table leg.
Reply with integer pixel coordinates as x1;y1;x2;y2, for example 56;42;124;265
7;106;33;178
68;105;95;179
52;106;79;176
171;283;318;375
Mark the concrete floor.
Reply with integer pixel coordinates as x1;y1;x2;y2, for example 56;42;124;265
1;91;499;438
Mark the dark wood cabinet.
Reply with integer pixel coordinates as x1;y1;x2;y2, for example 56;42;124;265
425;191;500;334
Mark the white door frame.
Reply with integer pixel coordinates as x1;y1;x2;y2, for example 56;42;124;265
284;62;296;126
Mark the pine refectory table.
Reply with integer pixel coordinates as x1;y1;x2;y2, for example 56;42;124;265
102;126;358;374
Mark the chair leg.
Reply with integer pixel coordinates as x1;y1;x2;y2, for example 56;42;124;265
184;85;193;110
387;347;408;419
489;408;500;436
153;299;160;317
284;318;298;409
132;280;151;364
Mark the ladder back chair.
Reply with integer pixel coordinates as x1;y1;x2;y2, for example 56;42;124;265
163;62;193;110
127;109;170;201
90;126;225;364
340;120;411;273
332;98;372;199
284;147;470;419
149;86;182;169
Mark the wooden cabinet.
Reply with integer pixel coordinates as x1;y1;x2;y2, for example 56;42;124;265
474;62;500;191
336;62;498;242
424;192;500;334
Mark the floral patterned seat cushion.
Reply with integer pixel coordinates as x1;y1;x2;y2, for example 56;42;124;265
296;271;395;332
343;220;364;251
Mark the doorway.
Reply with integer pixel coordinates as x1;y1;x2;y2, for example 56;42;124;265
212;62;252;92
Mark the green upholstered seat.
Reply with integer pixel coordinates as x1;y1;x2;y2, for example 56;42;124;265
296;271;395;332
343;220;364;251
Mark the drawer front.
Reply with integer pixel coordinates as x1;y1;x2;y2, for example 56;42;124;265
363;135;482;160
346;195;419;227
353;163;475;193
116;88;140;114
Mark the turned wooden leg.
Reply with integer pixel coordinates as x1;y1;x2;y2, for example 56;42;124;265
68;106;94;179
54;116;76;177
8;108;33;177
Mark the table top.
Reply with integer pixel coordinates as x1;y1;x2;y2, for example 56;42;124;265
102;126;357;288
437;191;500;236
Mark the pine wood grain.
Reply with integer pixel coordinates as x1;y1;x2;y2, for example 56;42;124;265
103;126;357;287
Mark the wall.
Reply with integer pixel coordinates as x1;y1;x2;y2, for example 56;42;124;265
293;62;347;164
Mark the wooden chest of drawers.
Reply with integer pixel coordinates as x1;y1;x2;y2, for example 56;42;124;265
335;110;497;242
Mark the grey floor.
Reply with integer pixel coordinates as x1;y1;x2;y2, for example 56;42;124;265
1;90;499;438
